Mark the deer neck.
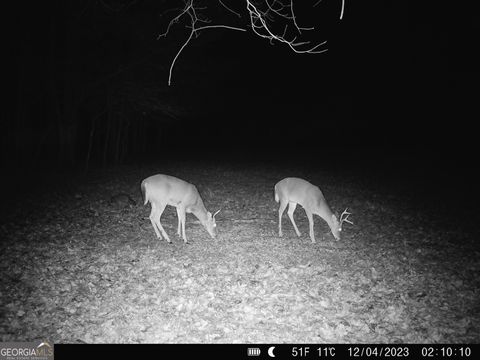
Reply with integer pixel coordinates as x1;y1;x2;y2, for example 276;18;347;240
318;205;334;230
189;198;208;224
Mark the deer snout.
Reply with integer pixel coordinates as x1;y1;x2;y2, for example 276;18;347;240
332;229;341;241
206;227;216;239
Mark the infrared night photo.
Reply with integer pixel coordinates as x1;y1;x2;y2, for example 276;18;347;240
2;0;479;345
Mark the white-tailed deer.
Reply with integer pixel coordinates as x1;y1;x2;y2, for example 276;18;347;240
274;177;352;243
141;174;220;243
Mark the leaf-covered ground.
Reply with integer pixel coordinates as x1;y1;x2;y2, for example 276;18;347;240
1;162;479;343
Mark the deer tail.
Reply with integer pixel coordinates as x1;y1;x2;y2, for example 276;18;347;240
141;180;148;205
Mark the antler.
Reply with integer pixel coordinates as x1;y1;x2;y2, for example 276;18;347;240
340;208;353;225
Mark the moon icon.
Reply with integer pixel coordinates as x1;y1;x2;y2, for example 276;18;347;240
268;346;276;357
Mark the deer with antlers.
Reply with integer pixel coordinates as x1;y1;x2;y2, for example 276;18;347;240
274;177;353;243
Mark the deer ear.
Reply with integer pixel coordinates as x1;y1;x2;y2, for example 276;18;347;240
207;211;212;219
332;214;338;222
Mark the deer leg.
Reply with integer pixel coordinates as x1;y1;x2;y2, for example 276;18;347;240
287;202;302;237
178;208;187;243
176;207;182;237
151;202;171;243
305;209;316;243
149;206;162;240
278;200;288;237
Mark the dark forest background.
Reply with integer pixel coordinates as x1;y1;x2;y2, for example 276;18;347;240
5;1;478;175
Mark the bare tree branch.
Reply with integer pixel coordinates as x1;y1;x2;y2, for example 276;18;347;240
246;0;329;54
314;0;344;19
218;0;242;18
159;0;246;86
159;1;346;85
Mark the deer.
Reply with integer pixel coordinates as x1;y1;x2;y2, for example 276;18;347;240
141;174;220;243
274;177;353;243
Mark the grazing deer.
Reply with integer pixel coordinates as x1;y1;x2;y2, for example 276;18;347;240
274;177;352;243
141;174;220;243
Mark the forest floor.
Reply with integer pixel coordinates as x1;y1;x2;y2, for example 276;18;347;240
1;160;479;343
